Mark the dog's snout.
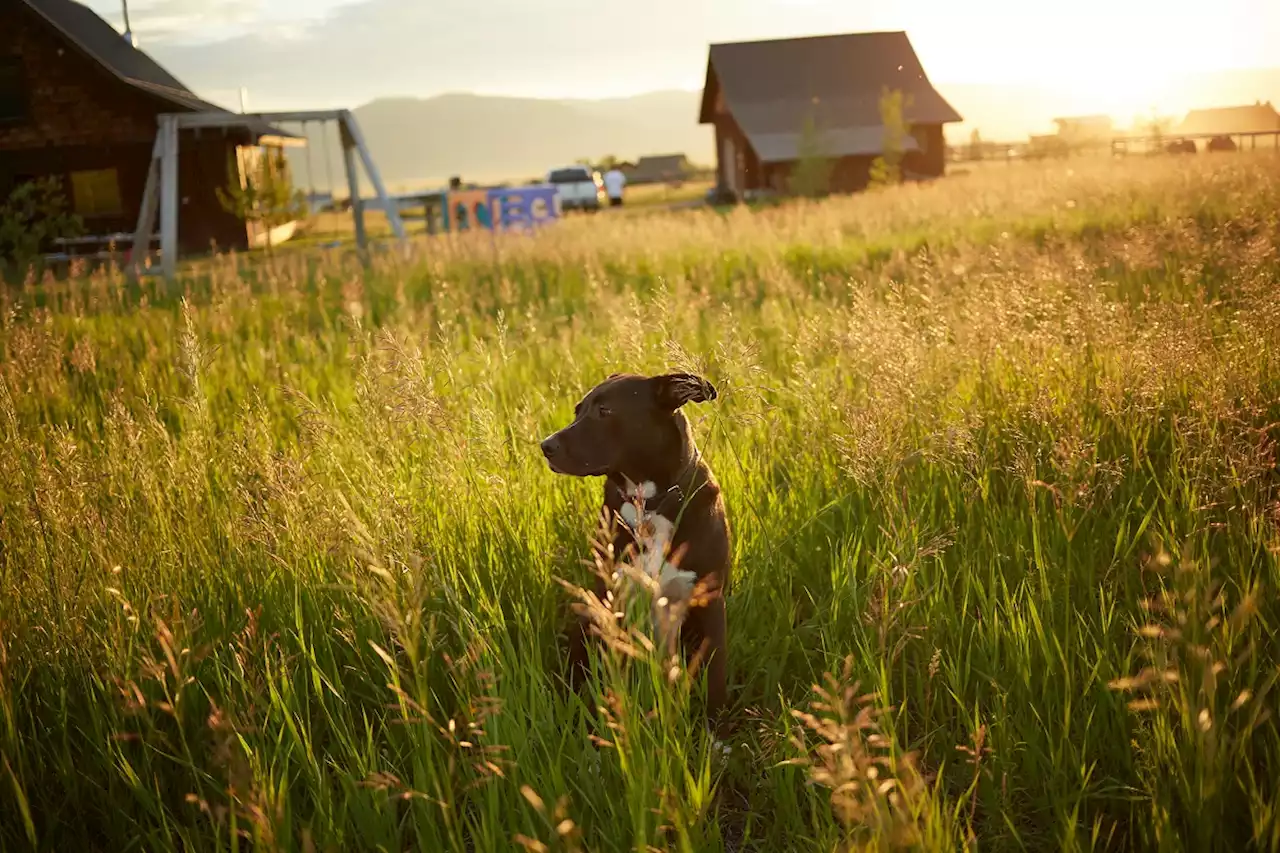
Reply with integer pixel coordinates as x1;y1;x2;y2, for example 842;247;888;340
540;435;560;459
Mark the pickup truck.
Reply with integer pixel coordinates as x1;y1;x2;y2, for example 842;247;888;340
546;166;605;212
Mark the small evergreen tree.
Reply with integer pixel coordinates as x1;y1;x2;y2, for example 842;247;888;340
789;114;834;198
869;88;913;188
0;177;84;281
217;146;308;261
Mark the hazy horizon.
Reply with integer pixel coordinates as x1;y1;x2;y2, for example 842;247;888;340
71;0;1280;188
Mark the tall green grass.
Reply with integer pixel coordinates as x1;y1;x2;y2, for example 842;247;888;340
1;155;1278;851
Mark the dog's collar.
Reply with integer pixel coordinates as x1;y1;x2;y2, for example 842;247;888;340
609;452;703;518
613;477;685;517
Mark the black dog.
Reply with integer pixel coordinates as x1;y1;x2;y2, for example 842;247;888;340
541;372;730;728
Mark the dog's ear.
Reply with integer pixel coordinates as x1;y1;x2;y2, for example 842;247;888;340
651;373;717;410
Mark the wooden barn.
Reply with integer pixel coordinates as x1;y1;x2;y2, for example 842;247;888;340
627;154;692;185
0;0;296;257
698;31;962;197
1177;102;1280;136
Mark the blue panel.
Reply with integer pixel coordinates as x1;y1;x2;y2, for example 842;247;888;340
486;185;561;231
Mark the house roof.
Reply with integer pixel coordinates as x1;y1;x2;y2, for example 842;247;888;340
697;31;962;163
1176;103;1280;136
20;0;292;141
629;154;690;178
635;154;688;168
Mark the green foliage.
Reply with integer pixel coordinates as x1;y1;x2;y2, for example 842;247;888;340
0;177;84;280
2;157;1280;851
217;146;309;255
788;113;834;198
869;88;913;189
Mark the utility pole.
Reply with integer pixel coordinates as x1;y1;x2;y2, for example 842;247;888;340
120;0;136;46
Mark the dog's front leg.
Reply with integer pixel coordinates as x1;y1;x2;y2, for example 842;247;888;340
681;594;728;734
563;569;611;693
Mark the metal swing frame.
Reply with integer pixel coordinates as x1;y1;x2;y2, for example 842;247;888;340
127;109;407;280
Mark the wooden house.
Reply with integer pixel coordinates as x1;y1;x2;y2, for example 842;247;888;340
697;31;962;197
1177;102;1280;136
0;0;296;256
627;154;691;185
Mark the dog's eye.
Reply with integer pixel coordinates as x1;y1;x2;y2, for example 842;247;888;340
596;405;613;418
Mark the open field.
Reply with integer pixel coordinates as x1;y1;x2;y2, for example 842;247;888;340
2;156;1280;852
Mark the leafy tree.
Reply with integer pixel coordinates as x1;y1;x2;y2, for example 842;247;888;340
789;114;834;198
0;177;84;281
869;88;913;188
217;146;309;261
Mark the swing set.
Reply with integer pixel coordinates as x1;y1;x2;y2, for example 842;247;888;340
127;109;407;281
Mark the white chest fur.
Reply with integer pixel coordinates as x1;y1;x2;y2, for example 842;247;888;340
618;479;697;602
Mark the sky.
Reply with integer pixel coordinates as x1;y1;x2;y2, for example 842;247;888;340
88;0;1280;116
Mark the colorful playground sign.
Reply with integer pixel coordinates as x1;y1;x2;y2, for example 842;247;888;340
487;185;560;230
417;184;564;234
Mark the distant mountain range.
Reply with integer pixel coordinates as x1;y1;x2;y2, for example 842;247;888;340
292;90;716;193
289;67;1280;193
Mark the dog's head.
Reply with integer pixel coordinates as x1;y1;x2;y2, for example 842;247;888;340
540;372;717;479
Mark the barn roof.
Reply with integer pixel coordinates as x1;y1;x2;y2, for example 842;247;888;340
698;31;961;163
1176;103;1280;136
635;154;688;170
629;154;690;180
19;0;292;141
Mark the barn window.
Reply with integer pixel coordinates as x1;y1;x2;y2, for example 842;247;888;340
0;58;27;122
70;169;124;218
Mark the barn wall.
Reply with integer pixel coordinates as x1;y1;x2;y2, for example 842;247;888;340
712;120;737;193
178;135;252;253
0;5;156;151
905;124;947;177
763;124;950;196
740;133;764;191
0;4;249;254
0;141;151;235
764;156;877;194
713;115;772;196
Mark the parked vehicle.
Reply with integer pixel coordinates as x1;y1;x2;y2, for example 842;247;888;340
546;166;605;212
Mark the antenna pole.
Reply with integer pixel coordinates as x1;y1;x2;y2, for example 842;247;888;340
121;0;135;45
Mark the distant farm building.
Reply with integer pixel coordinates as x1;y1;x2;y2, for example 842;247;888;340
697;31;962;197
1053;115;1113;145
1176;102;1280;136
0;0;296;256
627;154;691;185
1027;134;1067;158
